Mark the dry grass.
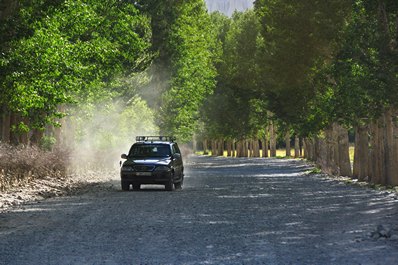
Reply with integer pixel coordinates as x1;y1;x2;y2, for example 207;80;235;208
0;144;68;191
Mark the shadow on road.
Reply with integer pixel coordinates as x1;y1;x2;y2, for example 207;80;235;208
1;155;398;265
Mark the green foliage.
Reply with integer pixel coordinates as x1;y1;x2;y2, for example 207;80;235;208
0;0;152;131
2;0;396;155
299;0;398;132
155;0;217;142
308;167;322;175
255;0;352;135
201;10;265;140
40;135;56;151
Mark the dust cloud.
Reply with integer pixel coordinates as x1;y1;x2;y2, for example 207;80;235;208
61;96;159;173
59;69;170;174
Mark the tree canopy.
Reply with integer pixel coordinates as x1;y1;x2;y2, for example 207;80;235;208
0;0;397;155
1;0;152;140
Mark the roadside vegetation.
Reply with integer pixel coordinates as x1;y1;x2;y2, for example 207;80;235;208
198;0;398;188
0;0;397;191
0;143;66;191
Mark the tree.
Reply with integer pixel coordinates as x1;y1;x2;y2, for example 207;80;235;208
151;0;217;142
254;0;352;131
0;0;152;144
202;10;263;138
329;0;398;184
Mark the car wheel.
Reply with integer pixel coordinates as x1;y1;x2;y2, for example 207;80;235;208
176;173;184;189
174;181;182;190
133;184;140;191
121;181;130;191
165;176;174;191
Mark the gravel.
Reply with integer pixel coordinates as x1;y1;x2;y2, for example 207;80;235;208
1;156;398;264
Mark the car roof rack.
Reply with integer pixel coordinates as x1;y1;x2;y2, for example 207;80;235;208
136;136;176;142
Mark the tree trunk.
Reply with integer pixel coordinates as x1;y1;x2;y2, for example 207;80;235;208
303;138;308;159
244;140;249;157
370;119;384;184
285;130;291;157
304;138;315;160
226;140;232;157
391;109;398;186
232;140;236;157
218;139;224;156
315;137;319;163
368;123;375;182
353;127;361;179
332;124;340;175
317;131;328;173
236;141;241;157
300;138;303;157
261;140;267;158
294;135;300;158
305;138;315;160
236;140;244;157
337;124;352;177
383;108;397;185
216;139;221;156
0;107;2;142
269;122;276;157
31;129;44;145
203;139;208;155
192;135;197;154
253;138;260;157
323;126;333;174
378;115;386;185
211;140;217;156
262;130;269;158
353;125;369;181
213;140;218;156
252;139;256;157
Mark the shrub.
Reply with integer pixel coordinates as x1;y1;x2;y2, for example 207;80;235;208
0;143;68;191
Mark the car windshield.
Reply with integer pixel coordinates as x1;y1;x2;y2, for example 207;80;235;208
128;144;171;158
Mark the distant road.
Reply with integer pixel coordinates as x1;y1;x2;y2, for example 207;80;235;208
1;156;398;264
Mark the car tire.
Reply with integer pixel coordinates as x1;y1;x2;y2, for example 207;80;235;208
133;184;140;191
174;181;182;190
121;181;130;191
175;172;184;190
165;176;174;191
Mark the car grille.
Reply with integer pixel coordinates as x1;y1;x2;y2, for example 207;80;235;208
134;165;155;172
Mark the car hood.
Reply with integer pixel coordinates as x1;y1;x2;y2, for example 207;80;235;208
123;157;171;166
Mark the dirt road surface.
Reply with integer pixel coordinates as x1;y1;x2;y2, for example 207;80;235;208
1;156;398;264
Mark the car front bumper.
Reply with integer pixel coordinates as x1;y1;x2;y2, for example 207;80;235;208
121;171;172;184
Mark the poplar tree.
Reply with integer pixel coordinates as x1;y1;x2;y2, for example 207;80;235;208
141;0;217;141
0;0;152;144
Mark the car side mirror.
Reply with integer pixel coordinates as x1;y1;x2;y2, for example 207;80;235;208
173;153;181;159
121;154;128;159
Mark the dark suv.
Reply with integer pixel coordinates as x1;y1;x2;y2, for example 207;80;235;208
120;136;184;191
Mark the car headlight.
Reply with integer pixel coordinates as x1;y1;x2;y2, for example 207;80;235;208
154;166;171;172
121;166;134;172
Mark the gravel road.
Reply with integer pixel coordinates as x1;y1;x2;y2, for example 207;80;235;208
1;156;398;265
